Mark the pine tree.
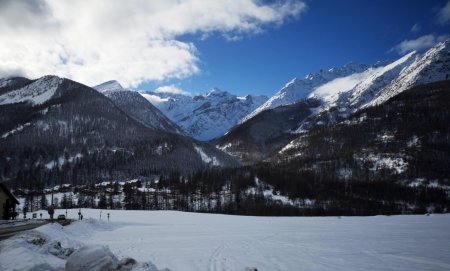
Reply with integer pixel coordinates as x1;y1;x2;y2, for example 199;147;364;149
40;194;49;210
98;193;107;209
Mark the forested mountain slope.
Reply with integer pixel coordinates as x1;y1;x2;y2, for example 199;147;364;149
275;80;450;183
0;76;238;188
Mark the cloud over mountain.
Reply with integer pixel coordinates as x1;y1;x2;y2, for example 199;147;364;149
0;0;305;88
392;34;448;54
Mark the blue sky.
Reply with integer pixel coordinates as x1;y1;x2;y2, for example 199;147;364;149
141;0;450;97
0;0;448;97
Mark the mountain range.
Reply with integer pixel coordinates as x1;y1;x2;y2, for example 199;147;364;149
216;40;450;164
0;40;449;188
92;81;268;141
0;76;238;187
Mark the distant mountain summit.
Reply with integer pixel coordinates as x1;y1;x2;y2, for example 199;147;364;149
141;88;268;141
93;80;124;93
205;87;229;97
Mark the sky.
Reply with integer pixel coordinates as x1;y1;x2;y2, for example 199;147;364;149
0;0;449;97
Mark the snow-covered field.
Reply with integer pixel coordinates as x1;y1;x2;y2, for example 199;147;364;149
1;210;450;271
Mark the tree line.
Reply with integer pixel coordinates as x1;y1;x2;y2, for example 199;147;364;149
15;166;449;217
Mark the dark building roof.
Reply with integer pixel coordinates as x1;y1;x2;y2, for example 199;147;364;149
0;183;20;205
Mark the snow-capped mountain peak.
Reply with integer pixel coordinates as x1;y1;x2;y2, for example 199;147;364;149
304;62;369;82
347;50;417;108
367;39;450;107
206;87;228;97
292;40;448;132
0;75;63;106
142;88;268;140
304;53;417;109
241;62;368;123
93;80;124;93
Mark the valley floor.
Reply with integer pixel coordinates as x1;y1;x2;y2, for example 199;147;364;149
1;210;449;271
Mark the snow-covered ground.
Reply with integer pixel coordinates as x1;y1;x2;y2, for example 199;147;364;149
1;210;450;271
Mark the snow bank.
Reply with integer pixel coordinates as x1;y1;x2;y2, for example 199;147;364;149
65;245;119;271
66;245;164;271
0;223;76;271
0;219;167;271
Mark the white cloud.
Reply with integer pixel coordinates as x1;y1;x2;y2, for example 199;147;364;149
0;0;306;88
155;85;191;96
392;34;449;54
410;23;420;33
140;93;170;106
437;0;450;24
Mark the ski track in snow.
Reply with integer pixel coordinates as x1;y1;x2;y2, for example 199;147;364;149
208;243;226;271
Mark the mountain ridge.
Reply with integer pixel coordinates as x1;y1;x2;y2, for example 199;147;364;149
242;40;450;129
93;82;182;134
216;41;450;164
241;62;370;123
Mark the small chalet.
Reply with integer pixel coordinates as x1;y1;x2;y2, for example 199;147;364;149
0;183;20;220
